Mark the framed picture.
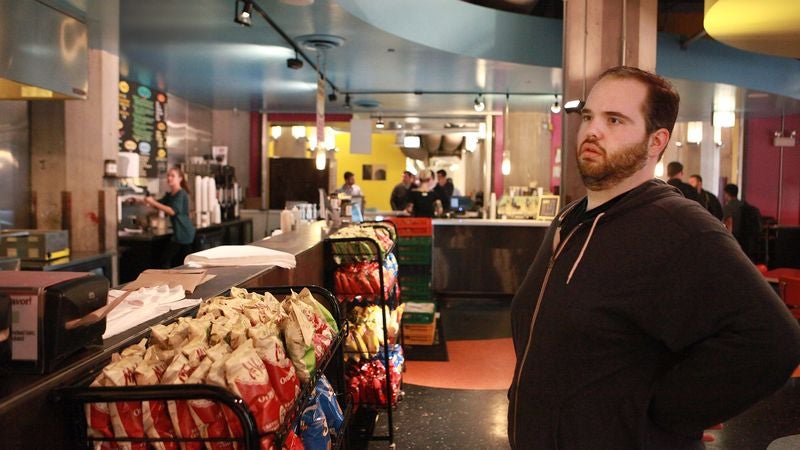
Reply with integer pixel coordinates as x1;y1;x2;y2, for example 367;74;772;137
361;164;387;181
537;195;560;220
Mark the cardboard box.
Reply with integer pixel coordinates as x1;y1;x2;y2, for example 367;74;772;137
402;300;436;324
403;316;437;345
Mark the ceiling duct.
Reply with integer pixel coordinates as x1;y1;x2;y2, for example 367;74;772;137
0;0;88;100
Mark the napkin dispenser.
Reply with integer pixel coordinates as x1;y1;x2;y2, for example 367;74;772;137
0;271;109;373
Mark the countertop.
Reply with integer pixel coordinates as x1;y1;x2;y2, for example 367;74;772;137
0;220;328;418
432;218;552;227
118;217;252;240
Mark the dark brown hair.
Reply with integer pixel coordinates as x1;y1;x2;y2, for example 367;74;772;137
169;166;190;194
598;66;680;136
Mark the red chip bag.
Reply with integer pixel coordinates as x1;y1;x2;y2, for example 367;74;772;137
162;353;202;450
281;429;303;450
85;373;115;450
224;340;281;442
142;400;177;450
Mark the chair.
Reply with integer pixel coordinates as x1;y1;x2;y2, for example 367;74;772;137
777;275;800;319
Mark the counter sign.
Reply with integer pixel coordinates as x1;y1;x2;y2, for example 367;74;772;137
119;79;168;177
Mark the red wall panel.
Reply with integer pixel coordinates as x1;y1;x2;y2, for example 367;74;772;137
744;114;800;224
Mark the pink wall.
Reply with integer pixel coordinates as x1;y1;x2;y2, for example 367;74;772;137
744;114;800;225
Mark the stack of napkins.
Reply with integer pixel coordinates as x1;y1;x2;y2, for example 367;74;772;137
184;245;296;268
103;285;201;339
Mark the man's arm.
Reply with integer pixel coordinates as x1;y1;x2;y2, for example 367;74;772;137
648;231;800;435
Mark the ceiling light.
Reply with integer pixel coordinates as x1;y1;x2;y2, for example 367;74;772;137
687;121;703;144
474;94;485;112
270;126;282;139
291;126;306;139
501;151;511;176
315;147;326;170
344;93;351;109
375;116;385;129
234;0;253;27
563;99;584;114
327;91;337;102
550;95;561;114
713;110;736;128
286;51;303;70
403;135;421;148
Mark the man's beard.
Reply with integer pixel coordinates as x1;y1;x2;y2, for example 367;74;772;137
577;137;649;191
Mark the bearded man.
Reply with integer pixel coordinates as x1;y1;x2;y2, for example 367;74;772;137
508;66;800;450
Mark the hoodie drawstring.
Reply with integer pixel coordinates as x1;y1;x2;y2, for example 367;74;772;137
566;212;605;284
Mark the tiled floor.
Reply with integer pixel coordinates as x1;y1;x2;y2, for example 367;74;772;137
352;298;800;449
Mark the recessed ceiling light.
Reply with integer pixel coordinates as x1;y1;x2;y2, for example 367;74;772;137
353;99;381;109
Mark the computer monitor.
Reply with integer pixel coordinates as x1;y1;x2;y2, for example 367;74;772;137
449;196;473;212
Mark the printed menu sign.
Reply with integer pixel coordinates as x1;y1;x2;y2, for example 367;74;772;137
118;79;168;177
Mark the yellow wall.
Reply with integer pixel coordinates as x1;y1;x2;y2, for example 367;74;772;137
333;133;406;212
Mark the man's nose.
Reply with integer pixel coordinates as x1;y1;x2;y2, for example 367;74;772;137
580;119;601;140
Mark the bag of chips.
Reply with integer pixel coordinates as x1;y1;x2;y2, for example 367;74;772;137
224;339;281;446
85;371;116;450
186;358;232;450
298;402;330;450
135;356;176;450
104;352;147;450
314;376;344;435
162;353;202;450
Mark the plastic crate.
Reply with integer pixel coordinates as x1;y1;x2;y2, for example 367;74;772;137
397;247;432;265
386;217;432;237
399;276;432;300
403;316;437;345
397;236;433;246
402;300;436;324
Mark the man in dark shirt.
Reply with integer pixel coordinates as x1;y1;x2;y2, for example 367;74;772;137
433;169;454;210
688;174;723;220
666;161;700;202
390;170;413;210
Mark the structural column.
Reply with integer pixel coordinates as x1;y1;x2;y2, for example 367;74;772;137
560;0;658;203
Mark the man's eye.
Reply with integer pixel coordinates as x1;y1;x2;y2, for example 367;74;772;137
609;117;622;124
581;115;591;122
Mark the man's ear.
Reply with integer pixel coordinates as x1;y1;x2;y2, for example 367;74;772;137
649;129;670;156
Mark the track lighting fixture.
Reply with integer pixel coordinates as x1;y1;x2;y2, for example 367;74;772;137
344;93;351;109
375;116;385;129
473;94;485;112
550;95;561;114
563;99;585;114
328;90;338;102
286;51;303;70
234;0;253;27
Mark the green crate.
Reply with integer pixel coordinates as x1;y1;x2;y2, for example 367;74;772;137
397;236;432;246
402;300;436;324
397;247;432;265
400;276;432;300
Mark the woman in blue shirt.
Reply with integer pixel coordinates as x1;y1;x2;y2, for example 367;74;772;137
142;166;196;268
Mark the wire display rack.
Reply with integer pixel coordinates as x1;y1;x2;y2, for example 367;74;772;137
325;221;402;447
54;285;349;450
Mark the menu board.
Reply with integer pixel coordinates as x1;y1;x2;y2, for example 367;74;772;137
118;79;168;177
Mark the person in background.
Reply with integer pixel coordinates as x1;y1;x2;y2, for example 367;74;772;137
688;174;723;220
405;169;442;218
722;183;742;234
338;171;363;197
666;161;700;202
139;166;196;268
390;170;414;211
508;66;800;450
433;169;454;210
